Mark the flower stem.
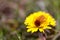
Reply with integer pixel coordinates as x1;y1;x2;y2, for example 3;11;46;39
38;32;46;40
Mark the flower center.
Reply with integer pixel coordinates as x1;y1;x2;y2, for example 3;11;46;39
35;20;41;26
35;15;46;27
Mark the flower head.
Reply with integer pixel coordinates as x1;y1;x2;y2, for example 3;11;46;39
24;11;56;33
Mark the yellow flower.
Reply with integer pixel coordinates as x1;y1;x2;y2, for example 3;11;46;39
24;11;56;33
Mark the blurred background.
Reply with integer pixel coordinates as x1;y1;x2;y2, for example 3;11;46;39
0;0;60;40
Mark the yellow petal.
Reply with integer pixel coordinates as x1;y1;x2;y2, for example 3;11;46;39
31;28;38;33
46;27;52;29
26;26;34;28
50;20;56;26
39;29;44;32
27;28;32;32
43;26;52;29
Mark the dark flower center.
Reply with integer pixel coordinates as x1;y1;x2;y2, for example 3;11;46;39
35;15;46;27
35;20;41;26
